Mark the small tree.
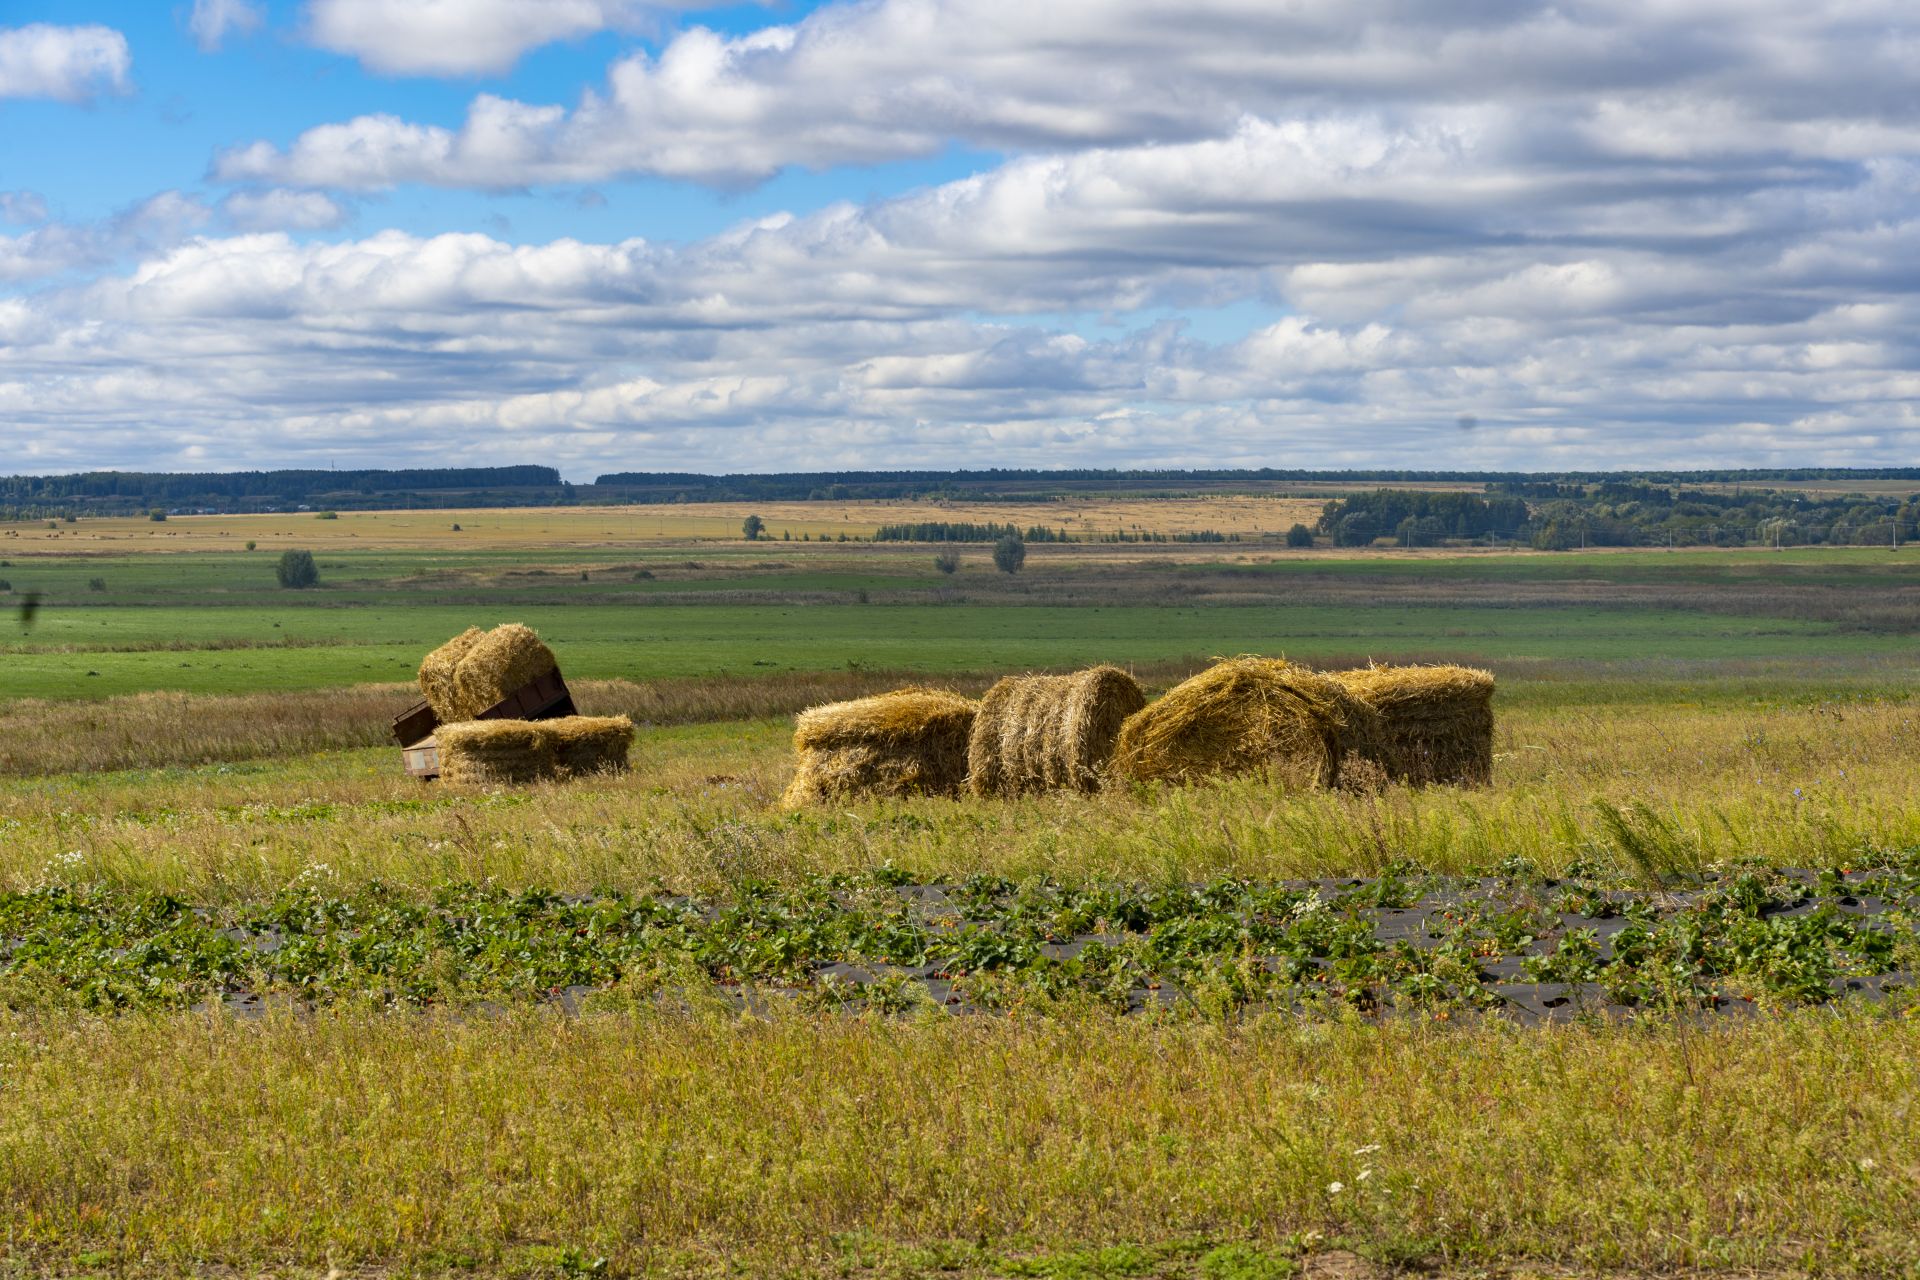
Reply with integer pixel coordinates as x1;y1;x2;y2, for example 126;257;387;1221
244;540;256;551
1285;523;1314;548
992;535;1026;575
148;509;167;522
276;549;319;589
742;514;765;541
934;550;961;575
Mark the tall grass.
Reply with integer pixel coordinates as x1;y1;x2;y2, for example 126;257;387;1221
4;692;1918;899
3;1008;1915;1274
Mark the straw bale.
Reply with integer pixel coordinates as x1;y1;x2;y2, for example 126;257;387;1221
437;718;559;785
782;687;976;807
968;666;1147;797
1112;657;1374;790
545;714;635;777
417;626;486;721
1332;664;1495;786
448;624;557;721
438;714;635;785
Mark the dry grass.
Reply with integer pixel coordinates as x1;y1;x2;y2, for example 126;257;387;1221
0;669;1096;777
783;687;978;807
0;496;1335;551
6;689;1918;903
2;1008;1916;1274
1334;663;1496;786
968;667;1146;797
1114;657;1376;790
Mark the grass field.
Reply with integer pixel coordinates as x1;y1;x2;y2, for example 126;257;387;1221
4;501;1920;1277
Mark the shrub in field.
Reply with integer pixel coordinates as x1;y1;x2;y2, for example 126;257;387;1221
244;540;256;551
148;509;166;522
88;577;106;592
993;535;1026;575
316;511;339;520
934;550;961;575
1286;523;1314;548
742;514;765;541
275;550;319;589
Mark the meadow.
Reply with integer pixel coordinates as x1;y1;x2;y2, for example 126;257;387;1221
3;504;1920;1277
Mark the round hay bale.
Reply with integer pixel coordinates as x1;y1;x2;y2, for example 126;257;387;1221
545;714;635;777
1112;657;1373;790
782;687;977;808
448;623;557;721
418;626;486;721
1332;664;1495;786
968;666;1147;797
438;718;559;785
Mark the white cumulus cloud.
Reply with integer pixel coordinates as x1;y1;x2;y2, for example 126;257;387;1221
0;24;131;103
303;0;666;76
219;189;350;232
188;0;266;52
224;0;1920;187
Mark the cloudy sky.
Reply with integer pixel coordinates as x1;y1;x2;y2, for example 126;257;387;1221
2;1;1917;478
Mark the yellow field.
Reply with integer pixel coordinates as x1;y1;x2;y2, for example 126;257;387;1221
0;496;1331;551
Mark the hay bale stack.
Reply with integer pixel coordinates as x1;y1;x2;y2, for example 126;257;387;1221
1112;657;1375;790
546;715;635;777
418;626;486;720
967;666;1147;797
781;687;977;808
438;719;559;785
1332;664;1495;786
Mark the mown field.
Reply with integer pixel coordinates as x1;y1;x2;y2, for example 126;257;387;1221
3;505;1920;1278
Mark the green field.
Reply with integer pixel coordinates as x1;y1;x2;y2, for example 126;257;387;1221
6;541;1919;699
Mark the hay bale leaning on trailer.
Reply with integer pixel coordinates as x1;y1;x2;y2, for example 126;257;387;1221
449;624;558;723
417;626;487;722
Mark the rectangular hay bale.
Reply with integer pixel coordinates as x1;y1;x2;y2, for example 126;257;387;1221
1331;664;1495;787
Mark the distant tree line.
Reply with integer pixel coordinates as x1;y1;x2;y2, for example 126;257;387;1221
1317;482;1920;549
0;467;564;516
1317;491;1531;546
11;463;1920;525
873;521;1235;543
873;522;1072;543
593;465;1920;506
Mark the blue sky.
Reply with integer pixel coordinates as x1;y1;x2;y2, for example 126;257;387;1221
2;1;1918;478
